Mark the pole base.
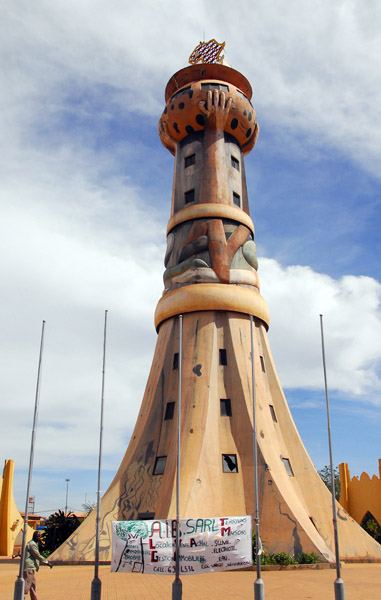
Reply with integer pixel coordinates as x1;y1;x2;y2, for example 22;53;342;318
91;576;102;600
13;576;25;600
334;577;345;600
172;577;182;600
254;576;265;600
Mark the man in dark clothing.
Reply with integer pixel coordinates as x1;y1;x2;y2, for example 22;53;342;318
23;531;52;599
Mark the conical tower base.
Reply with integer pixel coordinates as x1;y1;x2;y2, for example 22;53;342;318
51;311;381;563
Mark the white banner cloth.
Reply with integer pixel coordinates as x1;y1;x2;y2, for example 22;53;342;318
111;515;252;574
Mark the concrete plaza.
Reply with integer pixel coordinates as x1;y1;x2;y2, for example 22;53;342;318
1;560;381;599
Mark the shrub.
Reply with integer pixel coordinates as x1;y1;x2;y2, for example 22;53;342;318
297;552;321;564
273;552;296;565
259;551;274;565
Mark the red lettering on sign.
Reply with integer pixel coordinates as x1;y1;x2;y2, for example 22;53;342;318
172;520;177;537
151;521;162;537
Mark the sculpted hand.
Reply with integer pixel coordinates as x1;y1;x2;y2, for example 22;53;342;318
198;90;232;130
158;118;177;154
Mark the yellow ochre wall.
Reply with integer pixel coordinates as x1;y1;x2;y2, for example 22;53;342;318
339;460;381;526
0;460;33;556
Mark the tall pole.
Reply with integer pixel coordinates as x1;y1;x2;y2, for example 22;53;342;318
250;315;265;600
91;310;108;600
172;314;183;600
319;314;345;600
14;320;46;600
65;478;70;514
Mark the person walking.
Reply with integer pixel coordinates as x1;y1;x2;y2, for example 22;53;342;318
23;530;52;599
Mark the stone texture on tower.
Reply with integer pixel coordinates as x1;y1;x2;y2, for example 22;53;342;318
51;57;381;563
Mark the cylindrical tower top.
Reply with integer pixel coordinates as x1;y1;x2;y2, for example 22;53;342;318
165;64;252;102
159;63;258;156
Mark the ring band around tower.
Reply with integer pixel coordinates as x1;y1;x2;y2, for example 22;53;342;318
156;59;269;331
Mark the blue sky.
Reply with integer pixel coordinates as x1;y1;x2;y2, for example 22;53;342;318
1;0;380;516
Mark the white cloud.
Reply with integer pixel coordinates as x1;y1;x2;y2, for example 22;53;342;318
2;1;381;176
0;141;164;483
261;259;381;400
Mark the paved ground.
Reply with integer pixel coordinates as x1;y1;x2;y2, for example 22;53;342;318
1;560;381;599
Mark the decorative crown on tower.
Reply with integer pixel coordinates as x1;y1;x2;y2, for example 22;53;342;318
188;39;226;65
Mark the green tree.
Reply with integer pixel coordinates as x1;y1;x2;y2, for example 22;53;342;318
361;512;381;544
41;510;81;554
318;465;341;501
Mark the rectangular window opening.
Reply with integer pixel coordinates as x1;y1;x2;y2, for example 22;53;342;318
138;512;155;520
164;402;175;420
260;356;266;372
282;457;294;477
237;89;253;106
201;83;229;92
231;156;240;171
173;353;179;370
170;86;192;101
219;348;227;365
153;456;167;476
237;89;249;101
220;399;232;417
309;516;318;530
269;404;277;423
185;189;195;204
185;154;195;168
233;192;241;207
222;454;238;473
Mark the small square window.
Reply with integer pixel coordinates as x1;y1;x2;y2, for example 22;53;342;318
164;402;175;420
231;156;240;171
222;454;238;473
220;399;232;417
185;189;195;204
185;154;195;168
219;349;227;365
269;405;277;423
260;356;265;372
233;192;240;207
153;456;167;475
173;353;179;369
282;458;294;477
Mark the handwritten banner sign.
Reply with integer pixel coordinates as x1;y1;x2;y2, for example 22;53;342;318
111;515;252;574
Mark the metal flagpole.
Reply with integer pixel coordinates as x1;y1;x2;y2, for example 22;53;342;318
172;314;183;600
319;314;345;600
91;310;108;600
250;315;265;600
14;321;46;600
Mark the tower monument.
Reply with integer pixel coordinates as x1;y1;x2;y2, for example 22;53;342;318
52;43;381;563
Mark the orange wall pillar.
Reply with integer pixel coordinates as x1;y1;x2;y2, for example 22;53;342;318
339;460;381;525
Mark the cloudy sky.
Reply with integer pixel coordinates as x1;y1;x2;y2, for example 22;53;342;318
1;0;380;516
